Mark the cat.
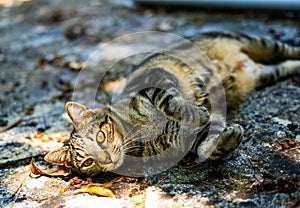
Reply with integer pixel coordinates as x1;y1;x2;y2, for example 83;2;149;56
44;32;300;176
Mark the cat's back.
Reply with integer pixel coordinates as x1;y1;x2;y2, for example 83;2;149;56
120;32;300;108
123;33;242;106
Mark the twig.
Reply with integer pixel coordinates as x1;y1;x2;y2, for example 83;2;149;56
156;173;171;185
0;118;22;133
11;180;25;197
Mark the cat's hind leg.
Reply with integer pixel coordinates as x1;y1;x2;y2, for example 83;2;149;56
196;124;243;162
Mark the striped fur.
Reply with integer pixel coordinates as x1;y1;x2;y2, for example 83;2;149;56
45;32;300;175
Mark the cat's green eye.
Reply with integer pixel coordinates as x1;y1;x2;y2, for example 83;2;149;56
97;131;105;144
82;158;93;167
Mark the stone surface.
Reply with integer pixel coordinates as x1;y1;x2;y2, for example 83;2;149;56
0;0;299;207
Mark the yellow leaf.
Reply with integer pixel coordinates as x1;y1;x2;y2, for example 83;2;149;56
30;159;72;177
74;186;115;198
103;78;126;94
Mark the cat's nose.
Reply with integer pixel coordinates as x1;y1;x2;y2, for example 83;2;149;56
104;154;112;164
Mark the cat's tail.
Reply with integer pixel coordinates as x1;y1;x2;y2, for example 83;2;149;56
200;32;300;63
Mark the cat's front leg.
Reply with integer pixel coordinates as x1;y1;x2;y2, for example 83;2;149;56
138;87;210;128
165;96;210;128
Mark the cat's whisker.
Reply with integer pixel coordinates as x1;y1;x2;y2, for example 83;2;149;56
122;129;180;151
122;128;141;141
121;132;144;147
121;145;141;152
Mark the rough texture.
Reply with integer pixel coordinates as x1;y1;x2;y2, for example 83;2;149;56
0;0;299;207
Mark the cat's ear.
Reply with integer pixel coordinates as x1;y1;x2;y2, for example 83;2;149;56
44;146;71;167
65;102;94;125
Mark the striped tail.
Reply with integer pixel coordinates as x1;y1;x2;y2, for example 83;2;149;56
200;32;300;62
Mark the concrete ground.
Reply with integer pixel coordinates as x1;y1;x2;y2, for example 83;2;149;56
0;0;299;207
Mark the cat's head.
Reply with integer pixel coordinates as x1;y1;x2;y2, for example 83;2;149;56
44;102;124;175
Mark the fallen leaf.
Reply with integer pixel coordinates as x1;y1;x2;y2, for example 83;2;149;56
72;181;114;190
70;176;83;186
66;61;83;71
74;185;115;198
249;158;260;162
287;141;298;148
28;131;69;143
39;54;84;71
280;143;290;149
103;78;126;94
114;177;136;183
70;177;135;198
30;159;72;177
280;140;298;149
282;197;300;207
25;107;35;115
60;188;69;193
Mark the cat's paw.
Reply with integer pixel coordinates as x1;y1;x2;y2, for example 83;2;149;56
195;105;210;127
168;98;210;128
208;124;243;160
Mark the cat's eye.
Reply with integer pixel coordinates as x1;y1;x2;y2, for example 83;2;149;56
82;158;94;167
96;131;105;144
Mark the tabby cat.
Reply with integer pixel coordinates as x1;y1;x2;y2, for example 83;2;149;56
45;32;300;176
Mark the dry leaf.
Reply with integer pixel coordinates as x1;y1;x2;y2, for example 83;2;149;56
287;141;298;148
60;188;69;193
70;177;135;198
70;176;83;186
280;140;298;149
66;61;83;71
74;185;115;198
282;197;300;207
30;159;72;177
103;78;126;94
114;177;136;183
29;131;69;143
